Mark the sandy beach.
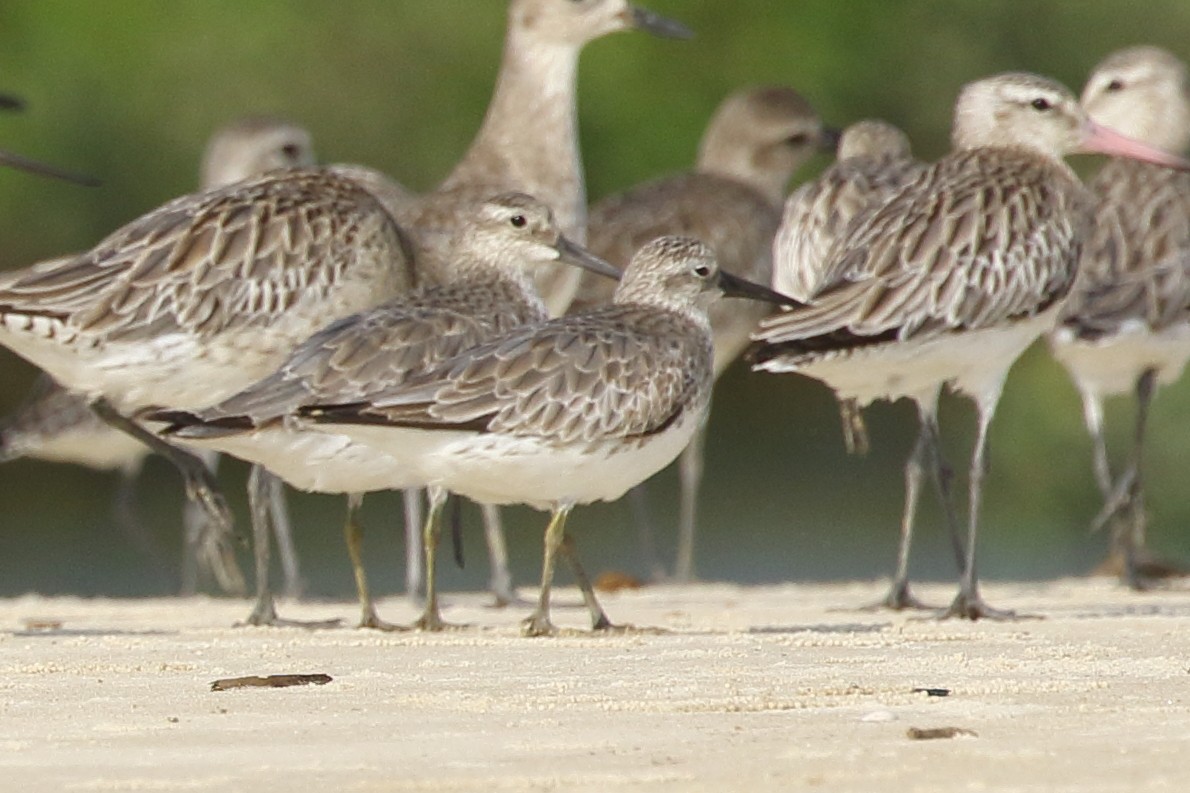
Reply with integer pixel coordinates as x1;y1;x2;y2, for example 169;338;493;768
1;578;1188;792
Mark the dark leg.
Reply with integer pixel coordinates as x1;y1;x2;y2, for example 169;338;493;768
179;452;246;596
344;493;405;631
864;393;944;611
241;465;338;628
558;531;616;631
414;486;464;631
673;424;707;583
91;398;235;545
922;406;966;576
945;392;1018;621
522;504;573;637
1114;369;1185;588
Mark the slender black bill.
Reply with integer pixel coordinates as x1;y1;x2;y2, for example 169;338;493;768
819;125;844;154
717;270;805;308
0;149;101;187
0;93;26;112
556;235;622;281
629;6;694;40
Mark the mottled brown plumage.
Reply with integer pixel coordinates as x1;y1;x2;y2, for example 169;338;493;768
0;168;413;414
753;72;1190;620
568;85;832;580
303;236;792;635
1048;46;1190;588
157;192;618;631
774;120;923;302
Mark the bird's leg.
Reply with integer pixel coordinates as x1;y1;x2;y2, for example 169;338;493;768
1116;369;1185;588
839;397;871;456
522;504;573;637
176;452;246;596
402;488;424;604
414;486;464;631
345;493;405;631
945;391;1019;621
922;404;966;577
241;465;338;629
864;393;942;611
481;504;524;607
673;424;707;583
1081;389;1114;501
1084;387;1131;544
558;531;617;632
91;398;236;546
268;472;303;601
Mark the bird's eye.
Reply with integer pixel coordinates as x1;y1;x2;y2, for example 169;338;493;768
281;143;302;161
786;133;809;146
1031;97;1052;112
1106;79;1125;92
510;215;527;228
693;264;712;278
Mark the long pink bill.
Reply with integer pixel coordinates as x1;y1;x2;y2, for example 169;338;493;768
1080;120;1190;171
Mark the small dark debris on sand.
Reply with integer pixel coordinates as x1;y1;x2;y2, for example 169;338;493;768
911;687;951;697
210;673;332;692
907;726;977;740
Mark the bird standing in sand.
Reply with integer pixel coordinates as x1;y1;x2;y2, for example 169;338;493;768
302;237;798;636
0;165;417;626
752;72;1190;619
572;85;837;582
1049;46;1190;589
0;117;317;597
394;0;692;606
155;193;619;631
771;119;924;457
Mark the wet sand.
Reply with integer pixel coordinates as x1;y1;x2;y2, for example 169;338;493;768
1;578;1188;791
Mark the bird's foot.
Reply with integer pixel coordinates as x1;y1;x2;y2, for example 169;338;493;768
941;590;1035;622
238;603;341;630
520;612;558;638
859;580;939;612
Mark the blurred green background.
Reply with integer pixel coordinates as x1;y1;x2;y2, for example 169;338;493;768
1;0;1189;599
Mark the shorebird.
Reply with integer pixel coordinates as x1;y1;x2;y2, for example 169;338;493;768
571;85;836;582
405;0;692;313
0;165;416;622
1048;46;1190;589
750;72;1190;620
0;117;318;597
396;0;691;606
773;119;924;455
155;193;619;630
300;236;798;636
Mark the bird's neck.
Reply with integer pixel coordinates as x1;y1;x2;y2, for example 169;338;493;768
441;34;586;239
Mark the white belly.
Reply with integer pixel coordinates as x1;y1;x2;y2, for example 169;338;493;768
173;425;415;494
19;425;149;473
334;409;704;512
792;309;1058;407
1049;321;1190;398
